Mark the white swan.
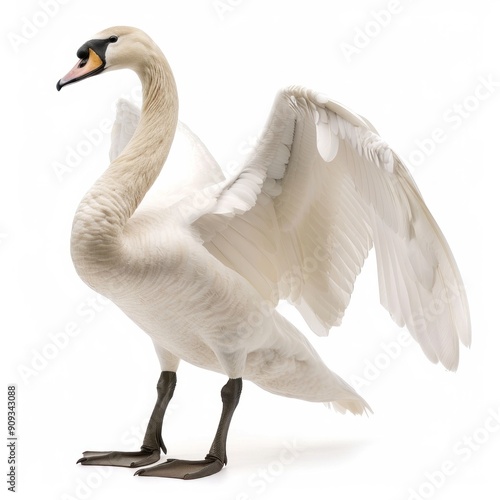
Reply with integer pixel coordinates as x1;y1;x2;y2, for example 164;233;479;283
57;26;471;479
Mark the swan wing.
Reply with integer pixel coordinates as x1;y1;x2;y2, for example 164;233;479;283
191;86;470;371
109;98;141;161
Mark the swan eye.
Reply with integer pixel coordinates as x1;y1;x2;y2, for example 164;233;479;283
109;35;118;43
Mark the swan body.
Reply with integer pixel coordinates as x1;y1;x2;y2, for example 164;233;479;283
57;26;471;478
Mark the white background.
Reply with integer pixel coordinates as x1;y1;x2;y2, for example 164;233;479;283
2;0;499;499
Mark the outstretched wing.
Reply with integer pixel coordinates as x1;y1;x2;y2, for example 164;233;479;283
192;86;471;371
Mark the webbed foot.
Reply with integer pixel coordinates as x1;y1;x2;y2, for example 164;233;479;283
77;448;161;468
135;454;224;479
76;371;176;469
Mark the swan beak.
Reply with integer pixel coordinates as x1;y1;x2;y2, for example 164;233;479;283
56;48;104;91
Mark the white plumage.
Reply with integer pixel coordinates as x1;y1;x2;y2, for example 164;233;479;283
63;27;470;421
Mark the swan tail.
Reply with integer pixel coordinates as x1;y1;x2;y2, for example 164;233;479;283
319;369;373;416
248;313;372;416
328;401;371;416
324;391;373;416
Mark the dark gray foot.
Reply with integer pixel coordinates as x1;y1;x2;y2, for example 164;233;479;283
135;455;224;479
77;371;176;469
78;449;161;468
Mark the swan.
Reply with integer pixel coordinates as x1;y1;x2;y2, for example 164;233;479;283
57;26;471;480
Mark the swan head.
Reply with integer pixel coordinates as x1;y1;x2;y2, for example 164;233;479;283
56;26;158;91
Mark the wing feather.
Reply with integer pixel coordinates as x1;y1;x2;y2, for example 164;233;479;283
189;86;470;370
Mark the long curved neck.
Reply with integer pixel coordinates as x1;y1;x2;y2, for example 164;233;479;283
71;50;178;284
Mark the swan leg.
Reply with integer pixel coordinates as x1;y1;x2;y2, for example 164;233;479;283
77;371;176;468
135;377;242;479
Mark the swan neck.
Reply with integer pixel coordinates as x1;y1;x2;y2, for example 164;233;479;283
71;51;178;283
111;55;179;219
